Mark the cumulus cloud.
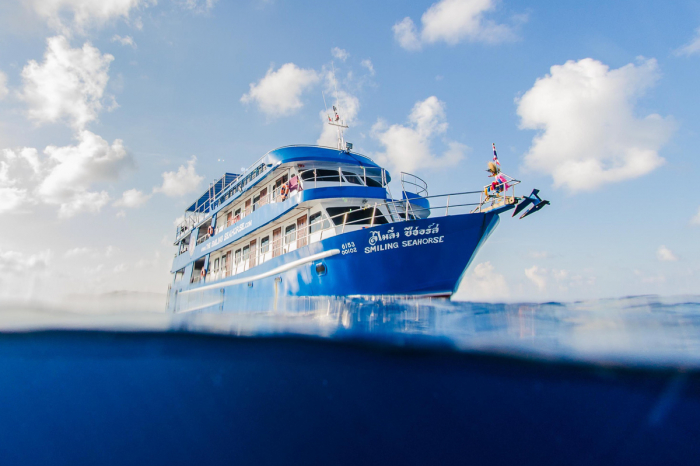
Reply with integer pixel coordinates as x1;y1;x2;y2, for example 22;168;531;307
331;47;349;62
21;35;115;130
393;0;517;51
517;58;674;192
154;156;204;197
241;63;320;117
113;188;150;208
454;261;508;301
0;71;8;100
37;130;134;217
656;245;678;262
0;249;51;274
372;96;466;172
692;207;700;225
315;67;360;148
27;0;148;35
525;265;595;292
360;59;375;76
675;27;700;56
111;34;136;48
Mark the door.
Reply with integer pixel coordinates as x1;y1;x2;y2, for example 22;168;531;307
297;215;308;248
225;251;232;277
272;227;282;257
226;211;233;227
249;239;257;268
245;198;252;216
259;187;268;206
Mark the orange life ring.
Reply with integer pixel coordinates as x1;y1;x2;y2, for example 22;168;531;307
280;183;289;199
207;225;214;236
201;268;206;278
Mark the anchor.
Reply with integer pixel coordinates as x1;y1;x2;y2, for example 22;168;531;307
512;189;550;219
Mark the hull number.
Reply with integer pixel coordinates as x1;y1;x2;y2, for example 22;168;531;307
341;242;357;255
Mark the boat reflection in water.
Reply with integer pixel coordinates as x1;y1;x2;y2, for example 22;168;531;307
0;295;699;465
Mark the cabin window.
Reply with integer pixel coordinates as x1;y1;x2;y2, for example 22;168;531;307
285;224;296;244
326;206;388;226
313;169;341;183
364;168;384;187
261;236;270;253
309;212;331;233
253;194;260;211
235;249;242;264
213;258;220;271
342;170;364;185
174;268;185;282
242;245;250;261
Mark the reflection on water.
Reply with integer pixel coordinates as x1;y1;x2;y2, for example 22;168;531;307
2;294;700;368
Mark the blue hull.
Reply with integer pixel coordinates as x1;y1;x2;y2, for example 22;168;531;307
168;212;499;313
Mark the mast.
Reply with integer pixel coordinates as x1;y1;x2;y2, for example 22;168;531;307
324;63;350;151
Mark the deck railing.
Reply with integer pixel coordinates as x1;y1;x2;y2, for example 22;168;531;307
192;177;520;285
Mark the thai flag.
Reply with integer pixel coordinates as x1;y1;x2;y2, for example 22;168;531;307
492;143;500;166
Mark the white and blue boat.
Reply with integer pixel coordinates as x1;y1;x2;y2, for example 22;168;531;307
166;118;548;313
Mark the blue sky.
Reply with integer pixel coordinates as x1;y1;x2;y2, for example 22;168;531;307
0;0;698;302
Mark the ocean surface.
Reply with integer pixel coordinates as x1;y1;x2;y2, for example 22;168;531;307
1;295;699;465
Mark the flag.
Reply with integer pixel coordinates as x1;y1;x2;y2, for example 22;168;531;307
492;143;500;166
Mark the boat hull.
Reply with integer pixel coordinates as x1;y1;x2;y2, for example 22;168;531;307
167;212;499;313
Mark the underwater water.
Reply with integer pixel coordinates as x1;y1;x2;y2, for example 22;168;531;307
0;295;699;465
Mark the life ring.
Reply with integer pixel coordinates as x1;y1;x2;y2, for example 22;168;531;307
207;225;214;236
200;268;206;279
280;183;289;200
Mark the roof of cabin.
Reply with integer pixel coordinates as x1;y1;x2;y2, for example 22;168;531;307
185;145;384;213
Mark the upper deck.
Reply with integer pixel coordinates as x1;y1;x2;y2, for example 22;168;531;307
174;145;392;245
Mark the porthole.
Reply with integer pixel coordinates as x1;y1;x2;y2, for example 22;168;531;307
315;262;327;276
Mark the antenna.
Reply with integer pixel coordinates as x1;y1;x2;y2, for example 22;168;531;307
325;62;349;151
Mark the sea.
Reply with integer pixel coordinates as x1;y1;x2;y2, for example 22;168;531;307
0;294;698;465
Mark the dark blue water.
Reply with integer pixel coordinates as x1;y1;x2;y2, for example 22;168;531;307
1;295;699;465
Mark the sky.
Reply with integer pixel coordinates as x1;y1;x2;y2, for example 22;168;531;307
0;0;698;304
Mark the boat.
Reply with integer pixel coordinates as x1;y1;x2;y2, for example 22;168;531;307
166;112;548;313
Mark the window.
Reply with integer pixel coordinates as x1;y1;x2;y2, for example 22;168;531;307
242;245;250;260
235;249;242;264
365;168;384;187
313;169;341;183
285;224;296;244
309;212;330;233
261;236;270;253
326;206;388;226
342;170;364;185
253;194;260;211
213;258;220;271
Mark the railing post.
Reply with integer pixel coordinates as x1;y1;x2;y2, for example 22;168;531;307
370;203;377;227
342;212;349;233
445;194;450;216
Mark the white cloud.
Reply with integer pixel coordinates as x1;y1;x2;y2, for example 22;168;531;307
111;34;136;48
241;63;320;117
360;59;375;76
27;0;148;35
0;187;29;214
675;27;700;56
393;0;517;51
154;156;204;197
38;130;134;217
0;71;8;100
316;68;361;148
179;0;219;13
691;207;700;225
454;261;508;301
393;17;422;51
517;58;674;192
525;265;547;291
113;188;150;208
372;96;466;173
21;36;115;130
0;249;51;274
656;245;678;262
64;247;91;257
331;47;349;62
